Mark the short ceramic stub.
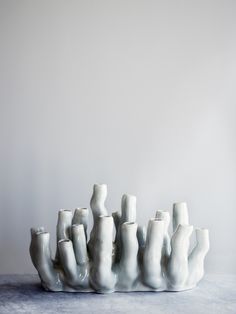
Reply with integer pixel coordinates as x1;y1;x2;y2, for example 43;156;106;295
30;184;210;293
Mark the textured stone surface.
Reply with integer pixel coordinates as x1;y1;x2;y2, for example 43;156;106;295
0;274;235;314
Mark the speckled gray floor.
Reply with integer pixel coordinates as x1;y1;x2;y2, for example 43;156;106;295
0;274;235;314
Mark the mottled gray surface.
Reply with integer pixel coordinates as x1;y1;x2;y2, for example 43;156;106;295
0;274;235;314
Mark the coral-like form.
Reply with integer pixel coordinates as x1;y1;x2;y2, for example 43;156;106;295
30;184;209;293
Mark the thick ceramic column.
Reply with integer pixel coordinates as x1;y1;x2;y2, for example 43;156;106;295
58;239;79;286
167;224;193;290
186;228;210;287
117;222;139;290
143;218;164;290
90;216;116;292
30;230;62;291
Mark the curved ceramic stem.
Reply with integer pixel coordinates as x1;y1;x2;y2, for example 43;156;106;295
186;229;210;287
143;219;164;289
89;184;108;253
90;216;116;292
117;222;139;290
90;184;108;220
30;231;61;291
58;239;79;286
72;208;89;239
72;224;88;265
173;202;189;232
167;224;193;290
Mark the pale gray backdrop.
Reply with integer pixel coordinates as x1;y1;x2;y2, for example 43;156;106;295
0;0;235;275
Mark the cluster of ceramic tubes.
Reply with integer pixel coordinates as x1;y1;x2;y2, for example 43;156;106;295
30;184;210;293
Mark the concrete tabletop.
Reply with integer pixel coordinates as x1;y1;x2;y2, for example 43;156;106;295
0;274;235;314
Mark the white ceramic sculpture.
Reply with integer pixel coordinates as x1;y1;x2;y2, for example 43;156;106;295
30;184;209;293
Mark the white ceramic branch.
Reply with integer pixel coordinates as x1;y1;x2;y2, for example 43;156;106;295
30;184;209;293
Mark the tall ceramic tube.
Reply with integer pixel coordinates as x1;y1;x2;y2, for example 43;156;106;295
30;231;61;291
58;239;79;286
116;194;136;261
186;229;210;287
89;184;108;255
117;222;139;290
57;210;73;240
90;216;116;292
143;219;164;289
173;202;189;232
55;210;73;262
121;194;136;223
72;224;88;265
167;224;193;290
72;208;89;239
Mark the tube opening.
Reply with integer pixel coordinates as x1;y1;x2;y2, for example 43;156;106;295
58;239;71;243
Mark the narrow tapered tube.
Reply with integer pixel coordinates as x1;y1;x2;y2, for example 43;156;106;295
156;210;171;266
55;209;73;262
72;224;88;265
29;231;61;291
90;216;116;292
72;208;89;238
57;210;73;241
186;229;210;287
143;219;164;289
121;194;136;223
115;194;137;261
117;222;139;290
167;224;193;290
58;239;79;285
89;184;108;254
173;202;189;232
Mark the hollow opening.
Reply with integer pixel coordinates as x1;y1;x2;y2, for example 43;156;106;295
58;239;71;243
72;223;84;228
99;215;111;218
151;218;163;222
36;231;49;235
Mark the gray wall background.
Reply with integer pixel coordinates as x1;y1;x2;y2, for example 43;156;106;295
0;0;235;275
